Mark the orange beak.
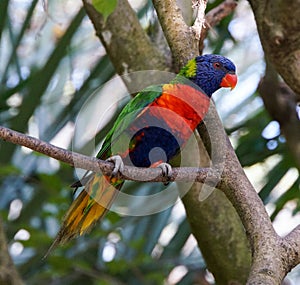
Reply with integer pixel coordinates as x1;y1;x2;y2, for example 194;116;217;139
220;73;237;90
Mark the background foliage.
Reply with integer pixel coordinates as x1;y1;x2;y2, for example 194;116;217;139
0;0;299;284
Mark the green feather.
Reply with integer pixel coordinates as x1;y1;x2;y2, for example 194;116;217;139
178;58;197;78
98;58;200;160
97;84;163;159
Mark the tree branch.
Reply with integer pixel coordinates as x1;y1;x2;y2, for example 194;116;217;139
82;0;167;89
199;0;238;53
249;0;300;100
191;0;208;40
201;104;300;285
0;125;215;184
152;0;198;68
258;61;300;168
284;225;300;269
198;102;288;285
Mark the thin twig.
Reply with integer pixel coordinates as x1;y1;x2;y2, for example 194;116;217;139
191;0;208;40
199;0;237;53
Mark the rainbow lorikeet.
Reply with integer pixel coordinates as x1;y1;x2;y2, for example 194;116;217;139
51;54;237;248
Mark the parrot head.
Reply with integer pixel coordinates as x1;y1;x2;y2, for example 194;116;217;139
179;54;237;97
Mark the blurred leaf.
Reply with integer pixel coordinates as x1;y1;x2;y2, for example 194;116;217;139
234;110;285;166
270;178;300;220
161;218;191;258
0;164;20;176
1;0;39;85
0;0;9;42
2;7;86;161
92;0;117;21
259;158;289;202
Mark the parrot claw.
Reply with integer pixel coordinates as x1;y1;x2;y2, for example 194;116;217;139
157;162;173;185
106;155;125;177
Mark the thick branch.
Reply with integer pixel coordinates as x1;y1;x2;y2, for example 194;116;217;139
82;0;167;89
258;61;300;168
152;0;198;68
284;225;300;269
249;0;300;101
82;0;171;98
198;104;288;285
182;130;251;284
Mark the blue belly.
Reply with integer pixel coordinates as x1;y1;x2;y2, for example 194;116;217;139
127;126;181;167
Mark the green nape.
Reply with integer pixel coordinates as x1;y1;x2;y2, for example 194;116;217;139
178;58;197;78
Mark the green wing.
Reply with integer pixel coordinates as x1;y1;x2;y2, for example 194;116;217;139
97;84;163;159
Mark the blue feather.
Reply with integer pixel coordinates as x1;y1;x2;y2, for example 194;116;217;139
181;54;236;97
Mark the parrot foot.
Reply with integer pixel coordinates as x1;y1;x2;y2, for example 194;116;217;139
157;162;173;185
106;155;125;177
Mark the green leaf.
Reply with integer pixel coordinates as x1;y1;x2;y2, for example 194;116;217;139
0;164;20;176
92;0;117;21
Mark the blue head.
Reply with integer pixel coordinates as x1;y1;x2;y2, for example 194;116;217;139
179;54;237;97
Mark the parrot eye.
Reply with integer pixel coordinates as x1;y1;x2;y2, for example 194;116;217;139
213;62;221;69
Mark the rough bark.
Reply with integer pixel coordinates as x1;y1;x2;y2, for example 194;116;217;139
249;0;300;100
82;0;167;91
248;0;300;168
201;104;300;285
152;0;197;69
183;189;251;284
258;61;300;168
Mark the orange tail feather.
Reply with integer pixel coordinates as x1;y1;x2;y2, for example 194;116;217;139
46;173;122;256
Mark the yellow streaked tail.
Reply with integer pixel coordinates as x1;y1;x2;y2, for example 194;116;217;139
46;173;122;256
